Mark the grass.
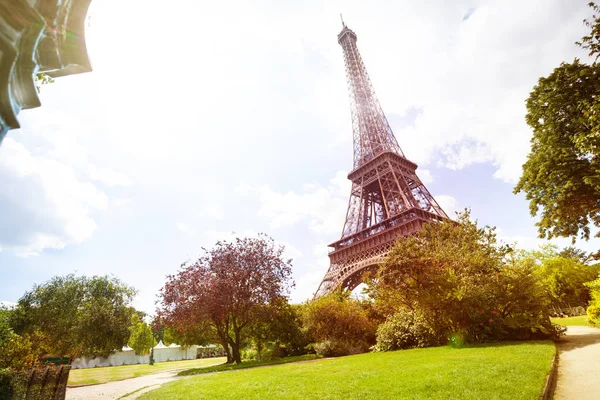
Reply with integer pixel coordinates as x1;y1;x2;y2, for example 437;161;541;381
140;341;555;400
117;386;150;399
550;315;596;327
178;354;321;376
67;357;226;386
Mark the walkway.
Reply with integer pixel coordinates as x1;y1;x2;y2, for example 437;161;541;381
554;326;600;399
66;370;185;400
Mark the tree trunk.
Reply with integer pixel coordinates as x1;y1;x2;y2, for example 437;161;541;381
220;338;233;364
231;342;242;364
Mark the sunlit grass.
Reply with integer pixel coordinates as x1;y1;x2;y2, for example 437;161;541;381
550;315;595;327
68;357;226;386
140;342;555;400
178;354;321;376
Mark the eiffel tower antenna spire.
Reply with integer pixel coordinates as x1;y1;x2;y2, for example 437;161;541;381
340;13;346;28
315;23;449;298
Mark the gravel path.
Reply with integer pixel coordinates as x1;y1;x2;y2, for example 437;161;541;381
66;370;185;400
553;325;600;400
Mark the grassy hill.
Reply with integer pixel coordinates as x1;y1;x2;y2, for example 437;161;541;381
139;341;555;400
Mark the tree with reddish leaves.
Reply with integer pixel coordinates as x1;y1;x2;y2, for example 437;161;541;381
157;234;294;364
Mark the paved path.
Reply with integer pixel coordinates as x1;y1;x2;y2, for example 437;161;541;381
66;370;185;400
554;326;600;400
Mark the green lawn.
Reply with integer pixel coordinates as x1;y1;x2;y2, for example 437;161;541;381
550;315;595;327
140;341;555;400
178;354;321;376
68;357;226;386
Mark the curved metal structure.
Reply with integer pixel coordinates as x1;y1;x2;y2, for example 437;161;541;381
0;0;92;144
315;22;448;297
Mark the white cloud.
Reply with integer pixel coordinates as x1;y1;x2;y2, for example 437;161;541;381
0;138;108;256
112;198;133;208
238;171;349;235
176;222;196;236
87;165;131;187
435;195;458;218
497;229;600;254
418;169;434;184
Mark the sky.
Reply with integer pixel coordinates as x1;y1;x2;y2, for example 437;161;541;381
0;0;597;313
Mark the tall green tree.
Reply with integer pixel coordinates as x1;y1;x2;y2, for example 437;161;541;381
127;314;155;356
374;211;559;346
519;245;599;307
515;3;600;241
11;274;136;360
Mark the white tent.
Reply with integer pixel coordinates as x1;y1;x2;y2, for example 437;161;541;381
153;341;197;363
71;341;198;368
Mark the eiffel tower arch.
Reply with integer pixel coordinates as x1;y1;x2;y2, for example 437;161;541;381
315;22;449;298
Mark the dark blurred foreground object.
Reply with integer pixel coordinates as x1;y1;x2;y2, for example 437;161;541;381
0;365;70;400
0;0;92;145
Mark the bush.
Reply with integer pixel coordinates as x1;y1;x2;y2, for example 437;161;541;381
313;340;369;357
586;278;600;324
374;310;443;351
301;292;377;357
241;347;276;362
587;304;600;323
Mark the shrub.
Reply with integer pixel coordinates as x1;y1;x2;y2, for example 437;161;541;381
313;340;369;357
586;278;600;324
301;292;377;356
587;304;600;323
374;310;443;351
241;347;276;362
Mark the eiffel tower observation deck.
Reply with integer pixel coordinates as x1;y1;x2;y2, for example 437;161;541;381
315;21;449;297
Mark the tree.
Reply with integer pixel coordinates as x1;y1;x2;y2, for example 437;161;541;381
516;245;599;308
559;246;594;264
515;3;600;241
373;211;560;346
128;314;155;356
157;234;294;364
577;2;600;61
246;300;310;359
10;274;136;360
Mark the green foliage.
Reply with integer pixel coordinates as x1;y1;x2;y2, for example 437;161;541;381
0;333;38;371
577;2;600;61
374;310;442;352
301;292;376;356
515;3;600;241
533;256;598;307
34;73;54;93
0;368;26;400
11;274;136;359
128;314;155;356
517;245;599;308
246;301;310;359
241;347;276;362
585;277;600;323
374;211;561;348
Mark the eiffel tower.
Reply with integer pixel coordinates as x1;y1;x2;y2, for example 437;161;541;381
315;20;449;297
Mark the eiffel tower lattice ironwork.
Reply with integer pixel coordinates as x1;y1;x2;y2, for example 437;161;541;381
314;21;449;297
